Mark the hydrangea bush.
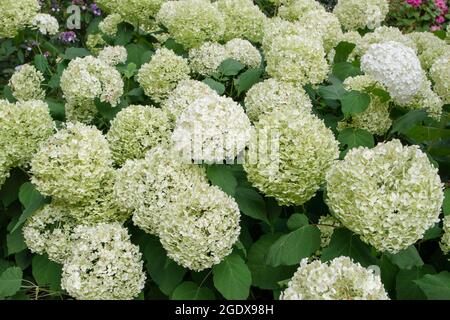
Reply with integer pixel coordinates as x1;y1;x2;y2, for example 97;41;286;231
0;0;449;301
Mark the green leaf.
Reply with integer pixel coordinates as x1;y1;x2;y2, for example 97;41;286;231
63;47;91;60
31;255;62;291
126;43;153;67
207;165;237;196
333;41;356;64
212;253;252;300
0;267;23;297
234;68;263;95
114;24;134;46
391;109;427;135
423;224;442;240
266;225;321;267
94;98;126;121
248;234;296;290
338;128;374;149
7;227;27;255
218;59;245;76
385;246;423;270
164;39;186;56
317;82;346;100
405;126;450;143
203;78;225;95
171;282;215;300
321;228;377;267
369;87;391;103
332;62;362;81
444;189;450;216
396;265;435;300
45;98;65;120
286;214;309;231
414;271;450;299
11;183;46;233
234;187;269;225
34;55;48;73
340;90;371;116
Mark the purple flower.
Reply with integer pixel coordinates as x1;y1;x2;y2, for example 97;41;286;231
59;31;77;43
406;0;422;8
91;3;102;16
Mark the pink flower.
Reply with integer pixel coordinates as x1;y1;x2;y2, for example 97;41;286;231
436;15;446;24
435;0;449;14
430;25;443;31
406;0;422;8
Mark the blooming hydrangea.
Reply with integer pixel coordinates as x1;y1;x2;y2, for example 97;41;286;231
326;140;444;253
262;17;313;53
172;95;252;163
333;0;389;31
188;42;228;76
85;34;107;54
61;223;146;300
216;0;267;43
106;105;172;165
30;122;114;205
224;39;262;69
0;0;40;38
338;75;392;135
32;13;59;35
265;34;329;85
23;204;76;264
99;13;123;37
244;78;312;122
440;216;450;255
114;146;208;234
137;48;190;102
162;79;217;122
156;0;225;48
159;183;241;271
361;41;425;105
280;257;389;300
60;56;124;107
0;100;54;167
0;156;10;187
278;0;325;22
8;64;45;101
97;46;128;66
408;31;446;54
430;54;450;104
65;101;99;124
403;80;443;120
244;107;339;206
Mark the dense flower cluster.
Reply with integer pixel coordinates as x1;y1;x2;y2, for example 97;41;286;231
280;257;389;300
430;54;450;104
0;0;40;38
61;223;146;300
224;39;262;69
8;64;45;101
97;46;128;66
32;13;59;35
404;79;443;119
440;216;450;255
65;101;99;124
408;32;449;70
326;140;444;253
244;107;339;206
99;13;123;36
333;0;389;31
278;0;325;22
137;48;190;102
189;42;228;76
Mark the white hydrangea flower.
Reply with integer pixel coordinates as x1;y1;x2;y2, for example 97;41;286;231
30;122;114;205
0;156;10;188
99;13;123;37
244;78;312;123
224;38;262;69
278;0;325;22
403;80;443;120
85;34;107;54
326;140;444;253
430;54;450;104
440;216;450;255
60;56;124;107
9;64;45;101
61;223;146;300
244;106;339;206
97;46;128;66
106;105;172;165
137;48;190;102
333;0;389;31
189;42;228;76
65;101;99;124
280;257;389;300
159;183;241;271
172;95;252;163
361;41;425;105
0;0;40;38
32;13;59;35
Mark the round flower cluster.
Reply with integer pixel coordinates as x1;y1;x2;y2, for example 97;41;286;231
361;41;425;105
216;0;267;43
23;204;76;264
156;0;225;49
333;0;389;31
224;38;262;69
162;79;217;122
440;216;450;255
0;0;40;38
97;46;128;66
60;56;124;107
171;95;252;163
114;146;208;234
326;139;444;253
61;223;146;300
85;34;107;54
0;100;54;168
280;257;389;300
262;17;312;53
244;106;339;206
159;183;241;271
404;80;443;120
430;54;450;104
265;34;329;85
99;13;123;37
278;0;325;22
244;78;312;122
32;13;59;35
137;48;190;102
65;101;99;124
30;122;114;205
8;64;45;101
106;105;172;165
338;75;392;135
189;42;228;76
407;32;449;70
